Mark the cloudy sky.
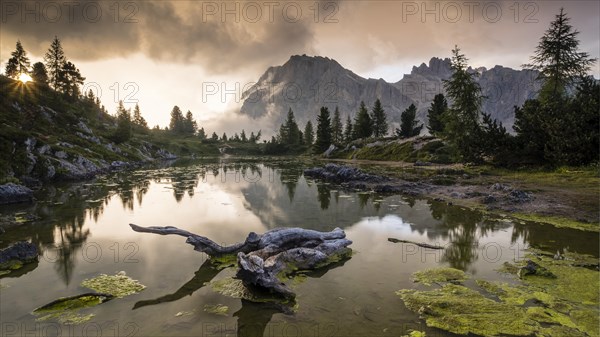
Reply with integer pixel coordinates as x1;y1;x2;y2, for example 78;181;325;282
1;0;598;133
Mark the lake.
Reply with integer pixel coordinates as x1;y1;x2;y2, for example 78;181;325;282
1;158;597;337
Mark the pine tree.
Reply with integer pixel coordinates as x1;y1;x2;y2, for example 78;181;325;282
113;101;132;143
515;9;597;165
304;120;314;146
5;41;31;79
283;108;300;145
132;104;148;129
353;101;373;139
183;110;197;135
343;115;353;143
371;99;388;138
4;58;18;79
198;127;207;140
524;8;596;101
427;93;447;136
396;104;423;138
240;129;247;142
221;133;228;142
442;46;485;162
44;36;66;89
314;107;332;153
169;106;185;134
57;61;85;98
331;107;343;144
211;132;219;141
31;62;49;85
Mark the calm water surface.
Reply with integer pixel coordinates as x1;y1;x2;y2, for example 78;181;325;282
1;158;597;337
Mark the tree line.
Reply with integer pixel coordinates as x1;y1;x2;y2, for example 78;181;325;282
4;37;85;100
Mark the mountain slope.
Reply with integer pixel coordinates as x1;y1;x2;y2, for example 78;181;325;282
0;76;216;185
240;55;542;132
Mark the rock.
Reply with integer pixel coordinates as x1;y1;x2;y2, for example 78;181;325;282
76;132;101;144
366;141;384;148
55;151;68;159
490;183;512;192
155;148;177;160
414;161;432;167
111;161;129;169
450;191;465;199
518;260;556;279
508;190;534;203
77;121;93;135
19;176;42;189
323;144;337;157
0;241;38;270
37;144;51;155
0;183;34;205
482;195;497;204
304;164;388;184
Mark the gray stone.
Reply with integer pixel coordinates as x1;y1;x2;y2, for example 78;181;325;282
0;183;34;205
323;144;337;157
0;241;38;270
55;151;68;159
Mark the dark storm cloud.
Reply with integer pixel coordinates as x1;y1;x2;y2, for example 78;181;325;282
0;0;319;73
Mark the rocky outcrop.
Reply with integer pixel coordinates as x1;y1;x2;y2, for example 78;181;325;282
0;241;38;270
240;55;541;132
0;183;33;205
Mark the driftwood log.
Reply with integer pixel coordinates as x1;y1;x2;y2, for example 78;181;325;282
129;224;352;299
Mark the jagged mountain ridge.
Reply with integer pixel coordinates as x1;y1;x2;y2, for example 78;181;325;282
240;55;541;133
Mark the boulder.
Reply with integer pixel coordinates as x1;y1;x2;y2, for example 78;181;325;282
0;183;34;205
0;241;38;270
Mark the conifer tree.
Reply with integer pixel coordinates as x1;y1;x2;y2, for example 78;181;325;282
331;107;343;144
427;93;447;136
371;99;388;138
44;36;66;89
396;104;423;138
315;107;332;152
353;101;372;139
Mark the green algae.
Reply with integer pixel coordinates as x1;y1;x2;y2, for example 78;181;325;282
210;254;237;270
397;284;538;336
398;253;600;337
32;294;111;325
203;304;229;316
412;267;467;286
80;272;146;298
512;213;599;232
402;331;426;337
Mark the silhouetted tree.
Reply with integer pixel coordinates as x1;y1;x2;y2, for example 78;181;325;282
315;107;332;153
5;40;30;78
331;107;343;144
343;115;353;142
353;101;372;139
396;104;423;138
31;62;49;85
304;120;314;146
44;36;66;89
371;99;388;137
427;93;447;136
113;101;132;143
57;61;85;98
169;106;185;134
132;103;148;129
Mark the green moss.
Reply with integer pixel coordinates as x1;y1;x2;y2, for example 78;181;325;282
32;294;110;325
203;304;229;316
412;267;468;286
399;251;600;336
397;284;538;336
209;277;293;305
80;272;146;298
210;254;237;270
402;331;426;337
512;213;599;232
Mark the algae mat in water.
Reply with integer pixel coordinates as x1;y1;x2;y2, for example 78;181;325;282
397;254;600;337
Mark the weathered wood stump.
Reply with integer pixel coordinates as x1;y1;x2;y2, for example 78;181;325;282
129;224;352;299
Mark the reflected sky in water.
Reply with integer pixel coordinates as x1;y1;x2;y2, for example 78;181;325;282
1;158;597;337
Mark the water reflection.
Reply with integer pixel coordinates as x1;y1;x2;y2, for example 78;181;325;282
1;158;597;294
